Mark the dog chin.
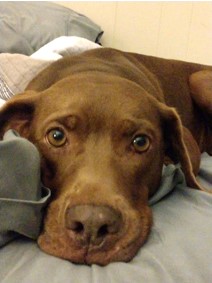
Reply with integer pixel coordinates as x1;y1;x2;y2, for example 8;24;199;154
84;233;151;265
38;226;151;266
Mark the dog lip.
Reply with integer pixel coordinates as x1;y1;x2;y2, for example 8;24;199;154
66;228;107;249
39;209;150;265
65;218;144;265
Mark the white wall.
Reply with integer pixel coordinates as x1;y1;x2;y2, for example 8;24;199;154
57;1;212;65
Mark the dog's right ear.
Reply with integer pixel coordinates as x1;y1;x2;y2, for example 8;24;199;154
0;91;40;139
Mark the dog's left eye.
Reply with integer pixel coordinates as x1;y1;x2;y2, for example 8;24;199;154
132;135;150;152
47;128;67;147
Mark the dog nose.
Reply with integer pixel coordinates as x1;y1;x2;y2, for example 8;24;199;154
65;205;122;246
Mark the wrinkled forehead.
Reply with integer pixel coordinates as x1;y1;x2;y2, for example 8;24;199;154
38;73;160;126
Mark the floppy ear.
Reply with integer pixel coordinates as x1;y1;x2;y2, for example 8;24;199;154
0;91;40;139
159;102;204;191
189;70;212;154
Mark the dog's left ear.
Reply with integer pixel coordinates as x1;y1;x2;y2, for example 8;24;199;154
0;91;40;139
158;102;204;191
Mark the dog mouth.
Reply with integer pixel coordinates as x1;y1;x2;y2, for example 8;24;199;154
38;198;152;265
38;220;150;266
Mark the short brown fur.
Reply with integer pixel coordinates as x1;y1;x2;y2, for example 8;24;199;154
0;48;211;265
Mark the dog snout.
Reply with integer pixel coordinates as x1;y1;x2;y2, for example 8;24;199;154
65;205;122;246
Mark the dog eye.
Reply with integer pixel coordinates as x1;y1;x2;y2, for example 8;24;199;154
132;135;150;152
47;128;67;147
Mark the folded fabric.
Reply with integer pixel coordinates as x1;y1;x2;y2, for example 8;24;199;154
0;53;52;96
148;164;186;205
0;130;51;247
0;76;13;100
31;36;101;61
0;36;101;101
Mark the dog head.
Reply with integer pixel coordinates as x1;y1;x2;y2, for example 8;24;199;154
0;63;201;265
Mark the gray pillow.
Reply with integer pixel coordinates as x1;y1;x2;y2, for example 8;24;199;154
0;2;103;55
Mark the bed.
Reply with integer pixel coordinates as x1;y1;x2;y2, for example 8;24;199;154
0;2;212;283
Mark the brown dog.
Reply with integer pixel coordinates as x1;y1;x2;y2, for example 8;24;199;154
0;48;211;265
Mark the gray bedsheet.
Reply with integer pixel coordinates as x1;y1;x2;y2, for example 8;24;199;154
0;153;211;283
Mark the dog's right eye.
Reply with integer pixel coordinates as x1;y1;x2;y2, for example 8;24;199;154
47;128;67;147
